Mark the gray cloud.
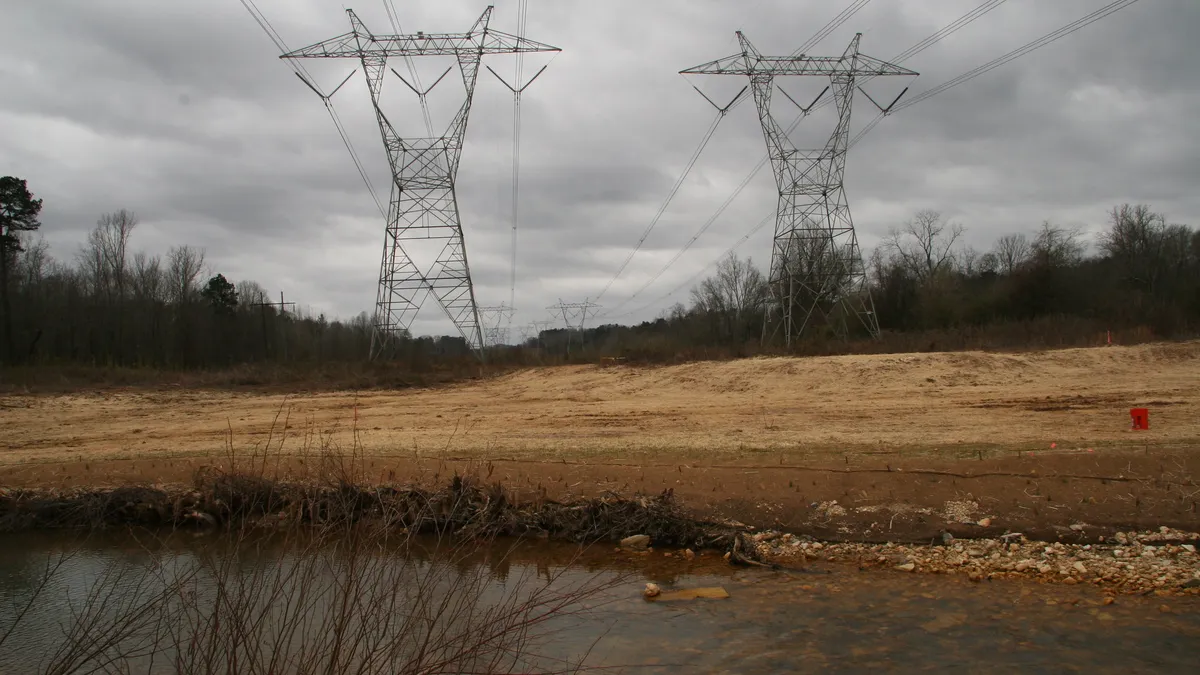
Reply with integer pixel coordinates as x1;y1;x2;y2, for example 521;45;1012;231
3;0;1197;337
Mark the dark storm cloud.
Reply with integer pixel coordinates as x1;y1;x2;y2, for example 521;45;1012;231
3;0;1198;335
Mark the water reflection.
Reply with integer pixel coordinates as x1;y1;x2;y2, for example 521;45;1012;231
1;530;1198;673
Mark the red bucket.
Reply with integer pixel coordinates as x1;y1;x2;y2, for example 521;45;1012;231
1130;408;1149;430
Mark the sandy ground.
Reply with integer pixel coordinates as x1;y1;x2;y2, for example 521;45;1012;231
2;341;1199;536
2;341;1198;465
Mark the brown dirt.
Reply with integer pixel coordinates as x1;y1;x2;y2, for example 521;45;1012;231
3;341;1199;538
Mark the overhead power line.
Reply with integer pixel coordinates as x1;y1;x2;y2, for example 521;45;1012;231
896;0;1143;111
795;0;873;55
382;0;435;135
238;0;387;219
849;0;1145;151
593;108;730;302
508;0;530;330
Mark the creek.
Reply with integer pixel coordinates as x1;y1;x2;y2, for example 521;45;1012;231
1;530;1197;673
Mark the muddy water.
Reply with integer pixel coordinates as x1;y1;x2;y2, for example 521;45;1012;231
1;532;1198;674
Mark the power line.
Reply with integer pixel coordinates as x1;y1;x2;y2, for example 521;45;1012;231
508;0;530;331
382;0;434;135
238;0;387;219
896;0;1143;111
616;208;776;320
593;108;729;302
807;0;1009;118
850;0;1145;150
795;0;873;55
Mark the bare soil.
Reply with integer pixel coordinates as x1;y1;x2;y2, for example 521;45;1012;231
3;341;1199;539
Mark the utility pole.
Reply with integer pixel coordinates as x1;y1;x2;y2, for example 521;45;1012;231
281;7;559;360
682;33;915;345
249;291;296;360
547;299;601;355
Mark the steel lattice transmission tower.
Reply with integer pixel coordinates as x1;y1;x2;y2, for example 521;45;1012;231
547;299;601;354
682;33;915;345
477;304;515;347
282;7;559;358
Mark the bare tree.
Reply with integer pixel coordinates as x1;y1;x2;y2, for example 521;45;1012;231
15;236;50;288
991;233;1030;275
236;280;269;307
81;210;138;300
882;209;965;283
166;246;205;305
131;252;165;302
1099;204;1194;294
1031;221;1085;269
690;253;767;341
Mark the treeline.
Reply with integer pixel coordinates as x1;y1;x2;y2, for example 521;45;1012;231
0;178;477;372
2;172;1197;376
537;205;1200;361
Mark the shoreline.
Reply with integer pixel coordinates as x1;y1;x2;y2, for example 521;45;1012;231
3;474;1197;597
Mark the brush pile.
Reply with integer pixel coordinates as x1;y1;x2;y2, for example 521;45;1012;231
0;471;738;550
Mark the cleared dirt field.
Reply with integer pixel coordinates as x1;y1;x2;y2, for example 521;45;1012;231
3;341;1198;464
3;341;1199;538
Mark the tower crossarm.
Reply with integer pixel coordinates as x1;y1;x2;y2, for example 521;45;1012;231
680;32;913;78
681;54;914;77
280;14;560;60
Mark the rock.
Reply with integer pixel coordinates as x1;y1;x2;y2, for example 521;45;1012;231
1073;562;1088;575
684;548;696;561
1182;544;1196;554
1069;523;1085;532
1180;579;1200;589
1103;596;1115;605
1159;605;1171;614
968;571;984;582
1015;561;1031;572
1063;577;1078;585
896;562;916;572
1114;532;1128;544
942;532;955;546
663;552;673;557
967;548;985;558
189;511;217;527
1038;564;1053;574
621;534;651;550
976;517;992;528
643;583;661;598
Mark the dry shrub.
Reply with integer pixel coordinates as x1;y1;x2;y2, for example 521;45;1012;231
4;522;629;674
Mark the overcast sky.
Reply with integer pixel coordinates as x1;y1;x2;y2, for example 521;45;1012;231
3;0;1197;338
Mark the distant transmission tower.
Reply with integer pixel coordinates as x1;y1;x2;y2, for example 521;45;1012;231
282;7;559;359
682;33;915;344
477;304;516;346
547;299;601;354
